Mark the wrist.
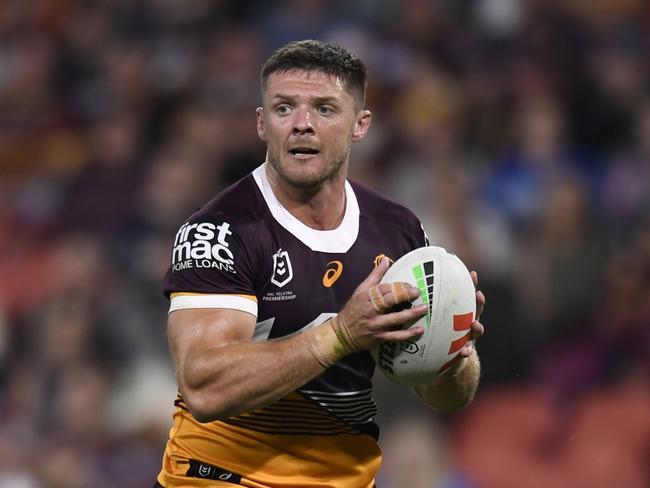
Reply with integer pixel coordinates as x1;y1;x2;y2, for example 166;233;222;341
445;356;468;377
304;318;355;368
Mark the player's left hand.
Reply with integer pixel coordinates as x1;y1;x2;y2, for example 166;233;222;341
458;270;485;359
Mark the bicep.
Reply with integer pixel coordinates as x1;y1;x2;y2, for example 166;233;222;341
167;307;256;377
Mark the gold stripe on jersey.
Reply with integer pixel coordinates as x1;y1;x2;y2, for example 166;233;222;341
158;392;381;488
174;393;358;436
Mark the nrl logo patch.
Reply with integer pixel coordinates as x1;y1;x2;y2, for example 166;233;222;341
271;249;293;287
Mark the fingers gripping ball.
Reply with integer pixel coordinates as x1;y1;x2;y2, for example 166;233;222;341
368;286;387;313
368;283;409;313
370;246;476;386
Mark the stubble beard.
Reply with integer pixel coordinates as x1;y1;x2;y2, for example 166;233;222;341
267;142;351;190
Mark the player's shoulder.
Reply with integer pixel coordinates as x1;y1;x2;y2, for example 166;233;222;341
185;173;266;230
350;179;421;228
168;172;270;285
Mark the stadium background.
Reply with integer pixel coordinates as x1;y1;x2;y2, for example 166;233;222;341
0;1;648;487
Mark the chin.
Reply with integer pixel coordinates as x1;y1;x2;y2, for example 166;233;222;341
283;168;329;189
273;156;338;189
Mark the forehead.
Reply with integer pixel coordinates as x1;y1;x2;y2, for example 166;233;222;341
263;69;352;101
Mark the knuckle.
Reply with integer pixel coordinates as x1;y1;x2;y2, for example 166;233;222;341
377;283;390;294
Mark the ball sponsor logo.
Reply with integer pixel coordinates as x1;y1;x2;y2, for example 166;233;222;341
171;221;237;273
377;341;397;375
400;341;419;354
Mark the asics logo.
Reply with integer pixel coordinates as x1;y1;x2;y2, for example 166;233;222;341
322;260;343;287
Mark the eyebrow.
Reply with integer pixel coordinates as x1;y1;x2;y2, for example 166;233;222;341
270;94;340;105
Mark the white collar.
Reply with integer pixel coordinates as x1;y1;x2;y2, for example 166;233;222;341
252;163;360;253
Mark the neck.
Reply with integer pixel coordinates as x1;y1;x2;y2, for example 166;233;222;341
265;164;348;230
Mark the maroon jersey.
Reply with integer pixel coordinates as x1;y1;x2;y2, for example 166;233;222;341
158;164;428;488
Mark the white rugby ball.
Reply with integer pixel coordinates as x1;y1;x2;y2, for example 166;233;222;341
370;246;476;386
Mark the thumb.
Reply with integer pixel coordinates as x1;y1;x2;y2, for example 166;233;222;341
356;257;390;292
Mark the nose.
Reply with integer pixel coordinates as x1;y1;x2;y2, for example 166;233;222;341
291;108;315;135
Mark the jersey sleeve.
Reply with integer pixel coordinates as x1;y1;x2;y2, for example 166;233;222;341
163;215;260;317
416;217;430;247
404;211;430;250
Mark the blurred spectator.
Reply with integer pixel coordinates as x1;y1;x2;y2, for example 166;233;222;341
453;382;650;488
484;95;597;230
378;415;475;488
59;112;144;236
602;100;650;232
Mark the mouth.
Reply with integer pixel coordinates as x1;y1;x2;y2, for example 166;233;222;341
288;147;320;159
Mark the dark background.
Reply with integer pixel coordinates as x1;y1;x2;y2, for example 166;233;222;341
0;1;648;487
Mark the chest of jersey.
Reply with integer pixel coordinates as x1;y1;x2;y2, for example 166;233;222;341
253;218;412;342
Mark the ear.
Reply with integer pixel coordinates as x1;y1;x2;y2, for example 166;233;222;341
351;110;372;142
256;107;266;141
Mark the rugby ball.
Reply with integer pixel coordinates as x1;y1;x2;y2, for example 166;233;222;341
370;246;476;386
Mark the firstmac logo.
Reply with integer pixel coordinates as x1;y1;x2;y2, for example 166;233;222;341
412;261;434;328
172;221;236;274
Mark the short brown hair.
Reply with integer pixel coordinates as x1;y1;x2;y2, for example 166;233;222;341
261;40;367;107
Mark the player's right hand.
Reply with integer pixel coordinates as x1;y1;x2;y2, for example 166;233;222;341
330;257;427;352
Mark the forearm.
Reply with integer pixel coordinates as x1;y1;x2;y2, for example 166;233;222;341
172;267;427;422
412;350;481;413
180;323;345;421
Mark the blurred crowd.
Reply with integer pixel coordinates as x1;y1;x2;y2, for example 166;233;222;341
0;1;648;487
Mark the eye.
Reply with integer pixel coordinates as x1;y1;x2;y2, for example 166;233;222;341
275;104;291;115
317;105;333;115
